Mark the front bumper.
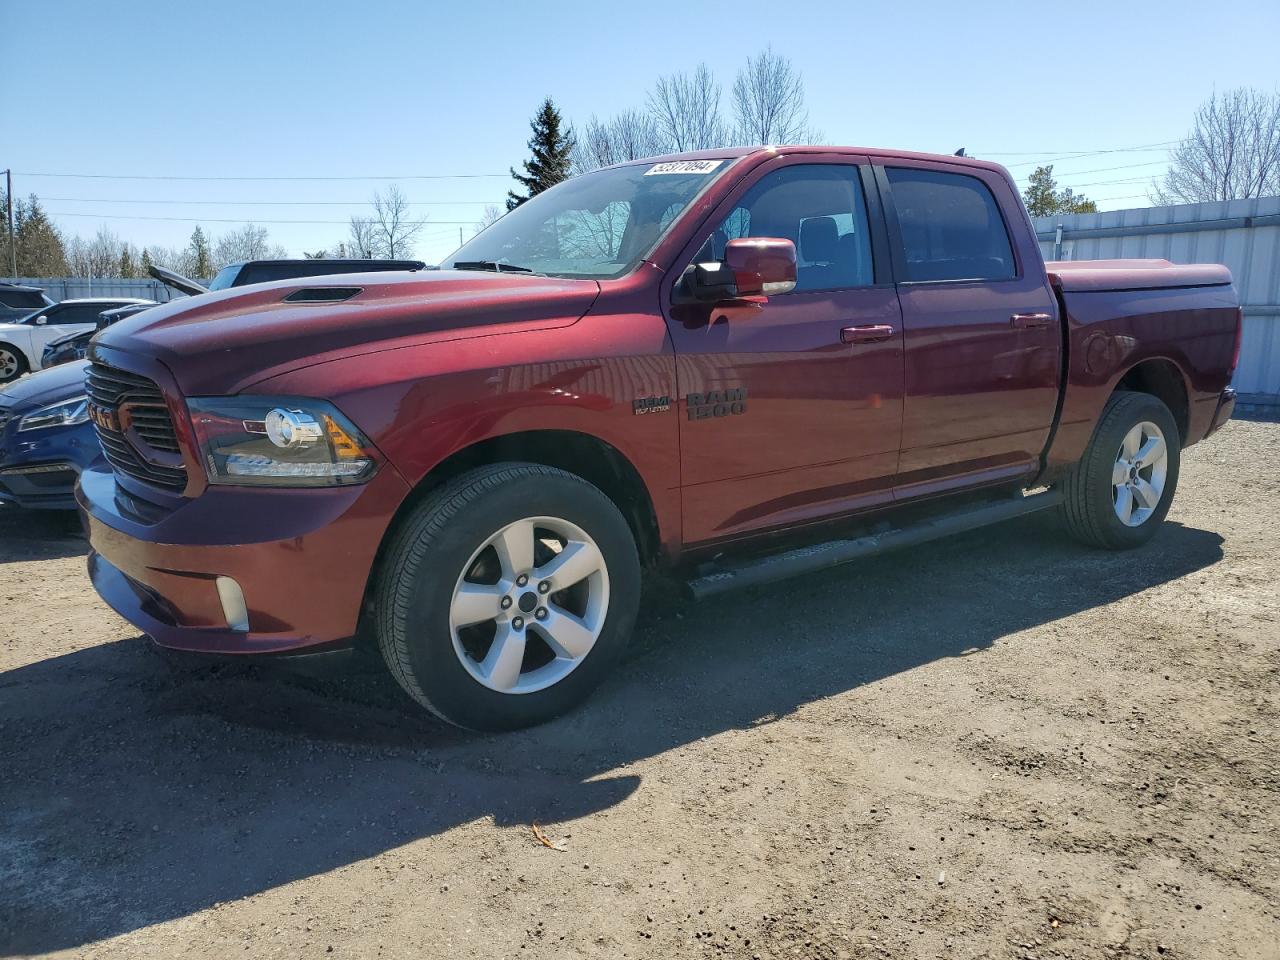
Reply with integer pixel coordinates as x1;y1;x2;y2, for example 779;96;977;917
78;463;411;654
0;421;100;510
0;462;82;509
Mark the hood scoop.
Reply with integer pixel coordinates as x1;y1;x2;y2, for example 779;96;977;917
283;286;363;304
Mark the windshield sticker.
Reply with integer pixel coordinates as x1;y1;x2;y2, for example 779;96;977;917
644;159;724;176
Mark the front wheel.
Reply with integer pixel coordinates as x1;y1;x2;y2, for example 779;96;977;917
1060;391;1181;549
374;463;640;731
0;343;28;384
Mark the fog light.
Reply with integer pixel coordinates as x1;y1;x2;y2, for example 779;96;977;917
216;576;250;633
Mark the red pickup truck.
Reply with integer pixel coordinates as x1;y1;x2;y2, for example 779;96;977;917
79;146;1240;730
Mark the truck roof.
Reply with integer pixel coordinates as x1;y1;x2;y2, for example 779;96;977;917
609;145;1010;176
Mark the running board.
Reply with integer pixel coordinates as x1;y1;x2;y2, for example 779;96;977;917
685;489;1062;600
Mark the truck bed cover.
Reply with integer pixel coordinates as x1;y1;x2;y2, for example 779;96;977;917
1046;259;1232;292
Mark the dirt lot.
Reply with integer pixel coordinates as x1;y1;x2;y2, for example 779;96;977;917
1;420;1277;960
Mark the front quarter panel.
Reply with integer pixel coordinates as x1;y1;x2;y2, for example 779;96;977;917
0;326;35;368
246;276;682;554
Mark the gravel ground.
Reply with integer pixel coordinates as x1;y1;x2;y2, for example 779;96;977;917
1;420;1277;960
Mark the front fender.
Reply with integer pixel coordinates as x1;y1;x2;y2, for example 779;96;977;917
245;312;682;550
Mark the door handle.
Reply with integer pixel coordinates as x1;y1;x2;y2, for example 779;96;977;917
841;324;896;344
1011;312;1054;329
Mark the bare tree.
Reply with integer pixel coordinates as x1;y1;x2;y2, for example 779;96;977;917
65;226;126;278
574;109;665;173
347;216;377;259
211;224;286;269
472;204;505;238
369;185;426;258
146;244;191;275
1153;87;1280;203
731;47;816;145
647;64;728;152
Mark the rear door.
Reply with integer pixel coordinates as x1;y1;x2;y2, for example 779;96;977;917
663;156;904;545
878;162;1060;497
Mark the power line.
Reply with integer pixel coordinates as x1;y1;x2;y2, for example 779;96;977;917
46;211;480;225
19;171;509;182
981;143;1174;156
42;196;503;207
988;140;1177;166
1017;159;1169;181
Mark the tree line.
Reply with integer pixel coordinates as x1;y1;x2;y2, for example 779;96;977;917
0;195;291;280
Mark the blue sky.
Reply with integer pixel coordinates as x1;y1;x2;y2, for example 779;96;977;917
6;0;1279;265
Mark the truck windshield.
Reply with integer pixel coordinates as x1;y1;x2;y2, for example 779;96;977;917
446;159;735;280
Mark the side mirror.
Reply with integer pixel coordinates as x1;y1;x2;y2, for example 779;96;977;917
34;315;48;325
724;237;797;297
682;237;798;304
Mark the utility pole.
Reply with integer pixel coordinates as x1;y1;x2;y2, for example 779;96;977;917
458;227;463;246
4;169;15;279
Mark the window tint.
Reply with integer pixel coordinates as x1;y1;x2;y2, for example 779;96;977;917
46;304;112;325
886;168;1015;282
0;289;46;309
698;165;874;292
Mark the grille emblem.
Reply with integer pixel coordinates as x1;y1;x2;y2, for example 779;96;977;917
88;403;121;432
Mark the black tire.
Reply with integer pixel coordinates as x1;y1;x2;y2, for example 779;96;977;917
1060;391;1181;550
374;463;641;731
0;343;28;384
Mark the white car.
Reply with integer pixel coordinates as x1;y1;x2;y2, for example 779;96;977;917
0;298;153;383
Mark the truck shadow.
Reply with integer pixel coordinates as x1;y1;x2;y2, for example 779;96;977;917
0;506;86;563
0;518;1224;955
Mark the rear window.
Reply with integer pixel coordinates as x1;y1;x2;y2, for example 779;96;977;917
0;289;47;309
886;168;1016;282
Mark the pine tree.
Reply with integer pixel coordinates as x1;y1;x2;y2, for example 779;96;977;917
1022;165;1098;217
119;246;135;278
12;195;69;276
507;97;575;210
141;247;154;275
188;226;212;278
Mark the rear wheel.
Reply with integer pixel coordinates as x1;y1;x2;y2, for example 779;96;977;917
1060;391;1181;549
375;463;640;730
0;344;28;383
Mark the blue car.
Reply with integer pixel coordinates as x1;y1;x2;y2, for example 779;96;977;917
0;360;97;510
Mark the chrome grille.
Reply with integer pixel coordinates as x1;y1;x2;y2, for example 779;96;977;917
85;362;187;491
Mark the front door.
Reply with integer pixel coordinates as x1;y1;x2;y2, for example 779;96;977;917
663;159;905;546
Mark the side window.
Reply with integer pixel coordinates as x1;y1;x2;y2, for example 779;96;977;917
50;305;100;324
885;168;1016;282
696;165;874;292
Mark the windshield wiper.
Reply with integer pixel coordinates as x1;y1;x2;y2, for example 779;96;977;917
452;260;538;275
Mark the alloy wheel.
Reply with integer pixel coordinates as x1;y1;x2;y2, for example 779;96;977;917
1112;420;1168;527
448;515;610;694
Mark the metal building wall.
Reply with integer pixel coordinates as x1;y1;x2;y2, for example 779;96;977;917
12;277;185;302
1032;197;1280;401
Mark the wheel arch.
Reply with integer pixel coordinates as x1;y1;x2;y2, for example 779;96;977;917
1113;357;1190;442
357;429;662;643
356;429;664;645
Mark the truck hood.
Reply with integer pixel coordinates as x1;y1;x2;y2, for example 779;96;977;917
94;269;602;395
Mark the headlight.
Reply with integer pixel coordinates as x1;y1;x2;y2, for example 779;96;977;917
187;396;377;487
18;395;90;432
